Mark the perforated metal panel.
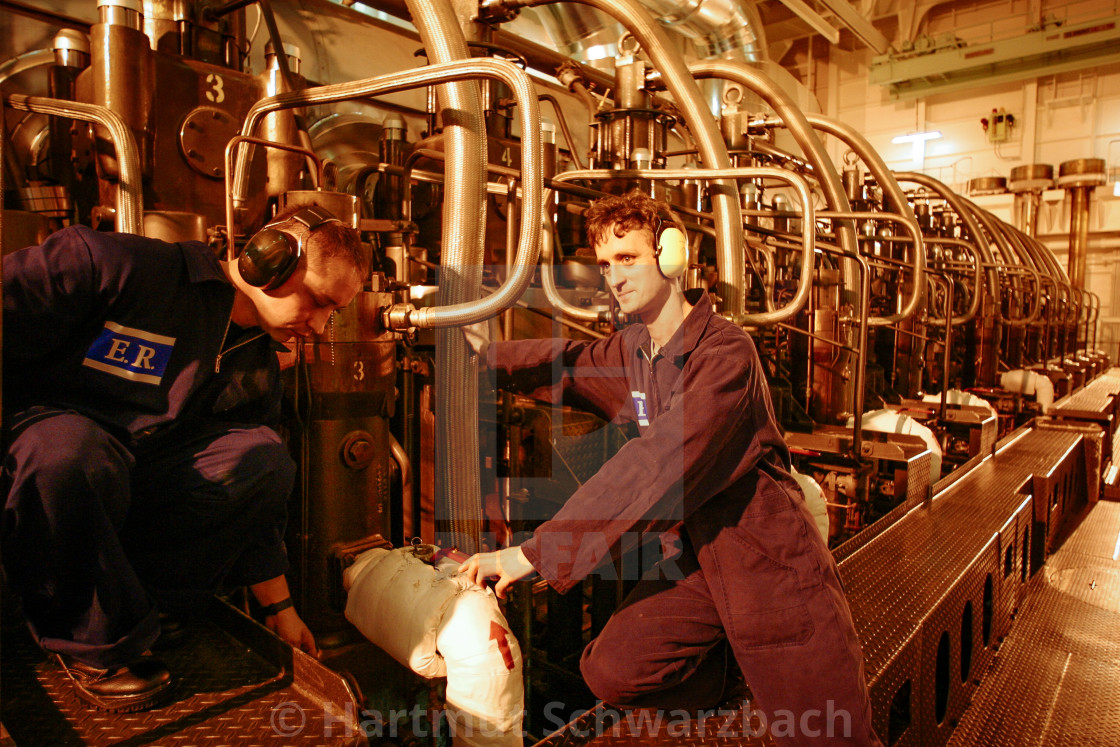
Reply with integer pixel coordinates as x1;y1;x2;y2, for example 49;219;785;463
947;501;1120;747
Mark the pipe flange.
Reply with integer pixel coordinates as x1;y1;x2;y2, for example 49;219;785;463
967;176;1007;196
1057;158;1106;188
1008;163;1054;192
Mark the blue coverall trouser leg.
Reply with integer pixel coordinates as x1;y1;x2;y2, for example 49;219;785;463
2;408;294;670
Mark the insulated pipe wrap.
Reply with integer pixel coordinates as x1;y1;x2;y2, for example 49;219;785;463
344;548;524;745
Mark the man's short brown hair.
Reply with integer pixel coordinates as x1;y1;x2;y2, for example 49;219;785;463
269;204;368;277
583;190;685;250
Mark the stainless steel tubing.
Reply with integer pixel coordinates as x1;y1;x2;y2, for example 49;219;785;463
820;208;924;307
5;94;143;234
991;230;1045;326
964;201;1043;327
222;135;324;259
409;0;486;555
688;62;859;260
388;432;413;530
498;0;745;314
539;212;612;323
232;58;544;328
795;113;925;325
893;172;1000;314
553;166;816;325
0;48;55;87
921;236;984;324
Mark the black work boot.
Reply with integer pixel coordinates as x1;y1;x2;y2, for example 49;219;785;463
54;654;174;712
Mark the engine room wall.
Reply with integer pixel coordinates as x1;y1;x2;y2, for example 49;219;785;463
780;1;1120;361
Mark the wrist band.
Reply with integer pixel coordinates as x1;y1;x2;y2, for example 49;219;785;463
260;597;294;617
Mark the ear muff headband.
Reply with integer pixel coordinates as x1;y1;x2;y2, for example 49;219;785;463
239;205;341;290
653;214;688;279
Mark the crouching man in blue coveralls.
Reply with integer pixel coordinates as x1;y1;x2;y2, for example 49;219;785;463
459;191;883;745
2;205;365;712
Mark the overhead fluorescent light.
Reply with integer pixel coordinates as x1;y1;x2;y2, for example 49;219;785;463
892;131;942;144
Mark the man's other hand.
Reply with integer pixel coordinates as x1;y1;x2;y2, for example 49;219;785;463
267;608;320;659
458;546;535;599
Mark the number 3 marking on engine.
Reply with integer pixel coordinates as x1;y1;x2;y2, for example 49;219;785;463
205;74;225;104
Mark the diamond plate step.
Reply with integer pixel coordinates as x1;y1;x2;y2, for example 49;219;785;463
1;598;364;746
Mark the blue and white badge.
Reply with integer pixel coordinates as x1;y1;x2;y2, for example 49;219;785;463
631;390;650;426
83;321;176;385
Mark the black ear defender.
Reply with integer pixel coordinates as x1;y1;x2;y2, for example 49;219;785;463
239;205;341;290
653;211;688;279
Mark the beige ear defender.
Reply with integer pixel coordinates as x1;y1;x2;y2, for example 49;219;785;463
653;213;688;279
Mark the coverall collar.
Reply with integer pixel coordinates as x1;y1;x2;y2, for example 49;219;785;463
637;288;712;363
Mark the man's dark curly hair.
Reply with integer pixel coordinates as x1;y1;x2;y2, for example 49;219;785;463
584;190;685;250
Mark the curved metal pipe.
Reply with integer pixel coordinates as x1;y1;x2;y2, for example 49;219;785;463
795;113;926;325
916;236;983;324
539;210;612;322
499;0;745;314
554;166;816;325
688;61;859;258
963;201;1042;326
990;226;1045;326
410;0;487;555
5;94;142;234
231;58;543;328
0;48;55;88
893;172;1000;313
388;432;414;526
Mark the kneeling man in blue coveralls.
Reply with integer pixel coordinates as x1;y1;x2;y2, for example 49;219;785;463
459;190;883;746
2;205;364;712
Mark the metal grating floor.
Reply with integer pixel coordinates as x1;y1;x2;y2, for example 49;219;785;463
840;426;1082;678
1051;368;1120;416
947;500;1120;746
1;599;363;746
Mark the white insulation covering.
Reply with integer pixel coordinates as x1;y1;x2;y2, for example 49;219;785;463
343;547;524;746
849;408;943;484
920;389;998;416
790;467;831;541
1000;369;1055;413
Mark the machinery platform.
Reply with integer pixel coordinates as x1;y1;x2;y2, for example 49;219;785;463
0;598;364;746
947;499;1120;746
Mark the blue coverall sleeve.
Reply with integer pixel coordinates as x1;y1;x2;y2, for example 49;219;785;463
487;334;634;423
521;350;771;593
3;227;104;365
